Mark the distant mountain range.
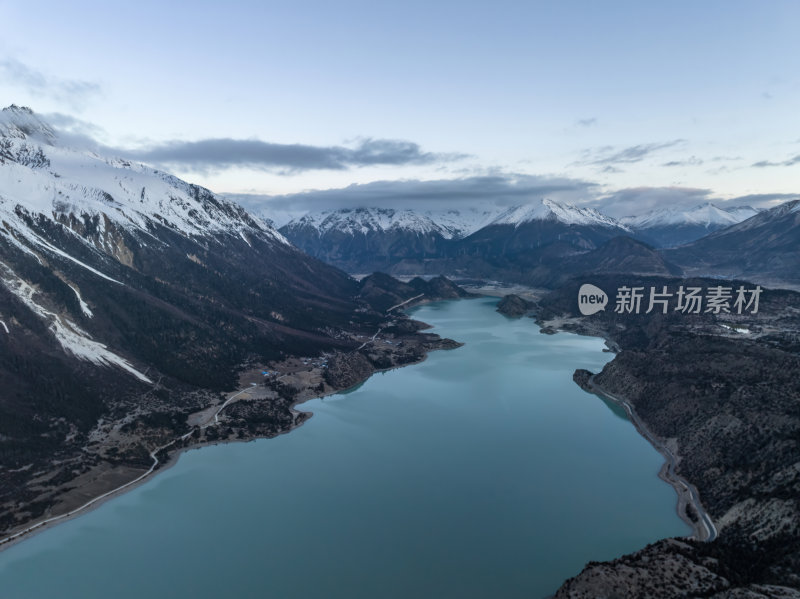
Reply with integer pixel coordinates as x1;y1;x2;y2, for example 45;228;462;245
279;198;793;285
665;199;800;285
280;199;632;274
621;202;758;247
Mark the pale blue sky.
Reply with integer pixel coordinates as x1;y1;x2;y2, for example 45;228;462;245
1;0;798;215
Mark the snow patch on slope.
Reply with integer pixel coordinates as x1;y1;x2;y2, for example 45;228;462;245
0;198;123;283
68;283;93;318
0;264;151;383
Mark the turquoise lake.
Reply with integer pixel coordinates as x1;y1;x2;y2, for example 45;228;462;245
0;297;689;598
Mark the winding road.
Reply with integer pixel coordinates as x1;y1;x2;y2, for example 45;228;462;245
586;374;717;542
386;293;424;313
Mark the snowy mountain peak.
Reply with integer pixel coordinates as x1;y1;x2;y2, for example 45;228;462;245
0;105;57;144
772;199;800;216
0;105;289;278
621;202;759;229
288;207;460;238
0;107;289;248
717;199;800;234
283;204;511;239
489;198;629;230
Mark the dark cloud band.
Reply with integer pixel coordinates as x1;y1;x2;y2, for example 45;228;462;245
127;137;466;173
231;174;598;214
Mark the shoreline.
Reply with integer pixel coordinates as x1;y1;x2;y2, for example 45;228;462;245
535;308;718;545
583;373;717;543
0;302;458;555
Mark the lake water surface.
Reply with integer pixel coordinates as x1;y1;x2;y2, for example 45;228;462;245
0;297;689;598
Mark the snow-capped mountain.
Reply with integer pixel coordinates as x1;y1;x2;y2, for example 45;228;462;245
489;198;630;230
665;199;800;284
622;202;759;247
285;207;458;238
420;206;504;237
0;105;288;247
0;105;379;379
459;198;632;258
281;205;503;241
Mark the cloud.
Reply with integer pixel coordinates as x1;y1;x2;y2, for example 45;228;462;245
44;112;104;136
0;59;100;110
589;186;713;218
34;109;463;174
576;139;686;167
576;117;597;127
589;187;800;217
662;156;703;167
725;193;800;209
228;174;598;224
125;137;467;174
40;112;107;149
752;154;800;168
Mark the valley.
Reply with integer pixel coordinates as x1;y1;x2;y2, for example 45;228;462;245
1;104;798;597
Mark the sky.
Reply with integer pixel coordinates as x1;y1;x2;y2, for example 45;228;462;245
1;0;799;223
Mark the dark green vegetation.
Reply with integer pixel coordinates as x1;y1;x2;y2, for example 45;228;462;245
534;276;800;597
